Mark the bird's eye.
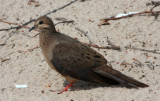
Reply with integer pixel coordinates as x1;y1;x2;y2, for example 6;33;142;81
39;21;43;25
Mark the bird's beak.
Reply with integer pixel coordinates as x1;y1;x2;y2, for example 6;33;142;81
29;26;37;32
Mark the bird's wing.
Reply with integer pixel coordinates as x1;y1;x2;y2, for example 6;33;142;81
51;41;107;75
51;41;148;87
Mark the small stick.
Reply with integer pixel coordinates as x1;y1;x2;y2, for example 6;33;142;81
147;1;160;19
146;1;160;7
55;17;74;25
125;45;160;54
107;39;120;50
0;31;16;48
0;19;35;31
1;44;40;59
1;58;10;63
0;0;78;31
1;58;10;65
18;44;40;53
75;27;92;44
99;10;160;26
0;44;6;46
82;42;121;51
55;20;74;26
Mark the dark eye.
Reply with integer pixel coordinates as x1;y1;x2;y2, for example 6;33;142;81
39;21;43;25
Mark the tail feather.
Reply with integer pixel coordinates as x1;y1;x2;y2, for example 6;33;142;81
93;65;149;88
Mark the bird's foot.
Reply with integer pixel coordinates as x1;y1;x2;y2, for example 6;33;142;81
57;81;76;94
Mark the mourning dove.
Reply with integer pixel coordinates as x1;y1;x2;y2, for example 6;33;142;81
29;16;148;94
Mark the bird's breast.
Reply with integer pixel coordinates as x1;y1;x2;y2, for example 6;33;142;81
39;34;58;70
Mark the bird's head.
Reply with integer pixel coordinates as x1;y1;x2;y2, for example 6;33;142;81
29;16;56;32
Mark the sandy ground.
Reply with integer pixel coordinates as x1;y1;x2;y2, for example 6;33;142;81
0;0;160;101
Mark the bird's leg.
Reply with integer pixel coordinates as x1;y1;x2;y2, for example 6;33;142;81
57;81;76;94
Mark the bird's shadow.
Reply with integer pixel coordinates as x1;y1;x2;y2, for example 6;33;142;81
62;80;128;91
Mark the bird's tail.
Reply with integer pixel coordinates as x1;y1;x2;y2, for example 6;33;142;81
93;65;148;88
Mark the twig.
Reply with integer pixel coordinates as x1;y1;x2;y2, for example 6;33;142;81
146;1;160;7
99;10;160;26
132;58;144;67
1;44;40;59
79;0;85;2
33;33;40;37
81;42;121;51
0;44;6;46
147;1;160;19
0;0;78;31
75;27;92;43
99;1;160;25
75;29;121;51
0;31;16;49
1;58;10;63
55;17;74;25
145;61;155;70
55;20;74;25
125;45;160;54
0;19;34;31
120;61;132;66
18;44;40;53
106;39;121;50
44;0;78;16
1;58;10;65
28;0;40;7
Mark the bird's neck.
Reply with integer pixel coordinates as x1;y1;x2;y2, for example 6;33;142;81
39;29;59;47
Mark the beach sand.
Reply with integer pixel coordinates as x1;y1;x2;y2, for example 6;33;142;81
0;0;160;101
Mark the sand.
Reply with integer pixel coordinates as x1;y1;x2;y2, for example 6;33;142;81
0;0;160;101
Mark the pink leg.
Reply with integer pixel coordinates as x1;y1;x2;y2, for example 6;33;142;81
57;81;76;94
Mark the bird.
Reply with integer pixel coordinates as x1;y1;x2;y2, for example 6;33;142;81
29;16;148;94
